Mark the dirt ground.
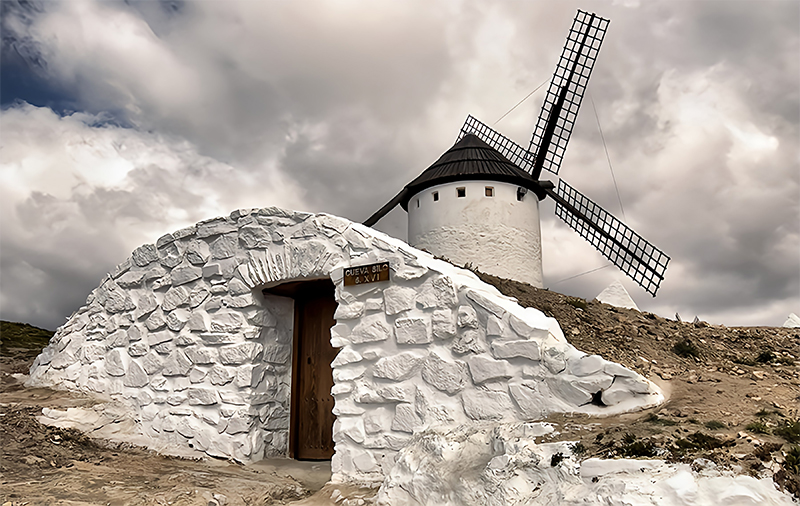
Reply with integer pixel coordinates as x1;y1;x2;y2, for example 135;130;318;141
2;274;799;503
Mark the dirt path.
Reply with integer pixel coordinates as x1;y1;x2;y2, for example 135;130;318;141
1;363;330;506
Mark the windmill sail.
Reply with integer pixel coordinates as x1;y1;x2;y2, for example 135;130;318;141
545;179;669;296
530;10;609;178
458;115;534;173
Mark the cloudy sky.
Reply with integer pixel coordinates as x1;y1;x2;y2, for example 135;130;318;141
1;0;798;331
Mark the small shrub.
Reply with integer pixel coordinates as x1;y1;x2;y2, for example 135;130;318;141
705;420;725;430
745;421;770;435
732;356;757;366
784;445;800;475
567;298;588;310
619;433;656;457
756;350;776;363
550;452;565;466
775;419;800;443
570;442;587;456
673;339;700;359
674;432;731;451
755;409;773;418
688;418;700;425
646;413;678;426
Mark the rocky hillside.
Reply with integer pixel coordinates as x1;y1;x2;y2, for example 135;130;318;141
478;272;800;498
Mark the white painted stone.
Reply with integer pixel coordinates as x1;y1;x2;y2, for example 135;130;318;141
219;343;261;365
162;350;193;376
334;302;364;320
171;265;203;286
123;361;149;388
462;390;514;420
350;318;390;344
569;354;605;376
162;286;189;311
117;270;147;288
421;353;467;394
431;309;456;340
383;286;416;315
210;311;244;333
373;353;422;381
466;290;506;319
486;316;504;337
543;347;567;374
185;346;215;365
331;347;362;367
145;309;167;332
508;380;548;418
391;403;423;433
188;388;219;405
127;341;148;357
209;365;235;385
141;352;163;375
166;309;190;332
196;218;237;238
132;244;159;267
466;355;511;384
105;349;126;377
457;305;478;328
262;344;290;364
547;376;593;406
394;317;431;345
106;329;128;348
491;339;540;361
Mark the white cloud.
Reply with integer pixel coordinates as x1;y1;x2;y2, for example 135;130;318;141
0;103;303;327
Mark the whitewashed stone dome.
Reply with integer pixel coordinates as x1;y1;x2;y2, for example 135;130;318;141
28;207;663;484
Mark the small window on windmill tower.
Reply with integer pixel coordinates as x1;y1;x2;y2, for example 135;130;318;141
517;187;527;201
457;187;466;198
416;198;420;208
485;186;494;197
432;191;439;202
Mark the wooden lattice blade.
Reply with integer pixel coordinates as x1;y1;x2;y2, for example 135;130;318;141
530;10;609;177
547;179;669;296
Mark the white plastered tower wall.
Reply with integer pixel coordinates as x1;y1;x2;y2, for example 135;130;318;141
27;207;663;485
407;180;544;287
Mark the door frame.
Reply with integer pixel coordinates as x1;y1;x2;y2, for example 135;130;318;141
264;278;337;460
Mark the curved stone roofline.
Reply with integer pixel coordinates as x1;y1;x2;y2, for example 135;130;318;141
27;206;664;483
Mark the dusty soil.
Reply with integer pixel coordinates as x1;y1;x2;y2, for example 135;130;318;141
2;272;800;504
1;335;337;506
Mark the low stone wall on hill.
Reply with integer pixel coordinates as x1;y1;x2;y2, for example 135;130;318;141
27;207;664;483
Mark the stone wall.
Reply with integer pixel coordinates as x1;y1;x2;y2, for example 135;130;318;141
28;207;664;483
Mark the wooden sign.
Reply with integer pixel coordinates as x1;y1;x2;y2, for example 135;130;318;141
343;262;390;286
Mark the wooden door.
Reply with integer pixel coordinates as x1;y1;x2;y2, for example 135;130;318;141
292;282;337;460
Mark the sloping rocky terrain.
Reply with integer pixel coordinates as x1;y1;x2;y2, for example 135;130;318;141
478;272;800;498
2;271;799;504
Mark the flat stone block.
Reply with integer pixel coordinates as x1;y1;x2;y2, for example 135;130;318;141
462;390;514;421
395;317;431;345
491;340;540;361
373;353;422;381
466;355;512;384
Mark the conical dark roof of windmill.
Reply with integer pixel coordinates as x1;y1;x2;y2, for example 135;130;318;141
399;134;544;210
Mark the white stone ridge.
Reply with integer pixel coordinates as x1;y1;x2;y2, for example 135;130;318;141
596;279;639;311
377;423;796;506
783;312;800;328
27;207;663;484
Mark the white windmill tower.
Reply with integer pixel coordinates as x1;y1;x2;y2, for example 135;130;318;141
365;10;670;296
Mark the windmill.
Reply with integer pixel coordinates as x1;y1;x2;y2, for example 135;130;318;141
364;10;669;296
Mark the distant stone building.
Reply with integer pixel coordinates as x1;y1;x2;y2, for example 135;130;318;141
28;207;663;483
